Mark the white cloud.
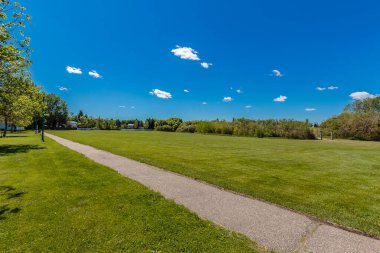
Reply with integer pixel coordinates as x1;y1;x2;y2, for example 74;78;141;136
184;89;189;93
66;66;82;74
317;86;339;91
200;62;212;68
272;69;283;77
149;89;172;99
305;108;317;111
223;96;233;102
88;70;101;78
202;102;207;105
171;46;200;61
274;95;287;102
57;86;68;91
245;105;252;109
119;105;126;108
236;89;242;94
349;91;376;100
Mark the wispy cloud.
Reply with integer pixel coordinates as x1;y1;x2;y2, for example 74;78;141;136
272;69;283;77
200;62;212;69
119;105;126;108
66;66;82;74
245;105;252;109
230;87;243;94
202;101;207;105
130;106;135;109
184;89;189;93
171;46;200;61
223;96;233;102
88;70;101;78
317;86;338;91
349;91;376;100
57;86;68;91
274;95;287;102
149;89;172;99
305;108;317;111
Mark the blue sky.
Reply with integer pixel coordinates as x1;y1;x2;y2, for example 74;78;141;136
25;0;380;122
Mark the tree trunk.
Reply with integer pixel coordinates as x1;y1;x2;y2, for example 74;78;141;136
3;118;8;137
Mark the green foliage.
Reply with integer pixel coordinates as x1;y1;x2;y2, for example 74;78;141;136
0;74;43;136
44;93;68;129
0;1;42;137
0;0;31;78
143;118;155;129
176;122;196;133
345;97;380;113
178;118;315;139
321;97;380;141
68;110;145;130
166;117;183;131
156;124;173;132
154;119;168;128
115;119;121;128
154;118;183;132
133;119;139;129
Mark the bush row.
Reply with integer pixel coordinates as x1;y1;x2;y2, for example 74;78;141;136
321;97;380;141
177;119;316;139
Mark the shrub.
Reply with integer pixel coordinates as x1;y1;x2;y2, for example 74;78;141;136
195;121;215;134
176;125;196;133
156;125;173;132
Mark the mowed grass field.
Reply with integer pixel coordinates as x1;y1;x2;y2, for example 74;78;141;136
50;130;380;238
0;132;260;252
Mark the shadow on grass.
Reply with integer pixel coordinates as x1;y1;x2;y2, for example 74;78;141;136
0;144;45;156
0;186;24;221
1;135;29;138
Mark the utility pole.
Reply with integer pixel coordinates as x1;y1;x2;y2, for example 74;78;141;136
41;96;45;142
34;111;38;134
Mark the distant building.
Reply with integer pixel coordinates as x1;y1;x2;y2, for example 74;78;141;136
0;122;24;131
127;123;134;129
65;121;78;129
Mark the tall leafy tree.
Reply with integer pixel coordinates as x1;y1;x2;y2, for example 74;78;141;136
345;97;380;113
0;0;31;80
0;74;43;136
45;93;69;129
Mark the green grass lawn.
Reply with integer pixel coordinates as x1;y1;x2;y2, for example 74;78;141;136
50;130;380;238
0;132;261;252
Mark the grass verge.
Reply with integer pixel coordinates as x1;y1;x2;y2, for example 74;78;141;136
50;130;380;238
0;132;261;252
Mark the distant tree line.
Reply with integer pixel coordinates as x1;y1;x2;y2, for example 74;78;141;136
41;103;316;139
175;118;315;139
42;93;380;142
73;111;144;130
149;117;315;139
321;97;380;141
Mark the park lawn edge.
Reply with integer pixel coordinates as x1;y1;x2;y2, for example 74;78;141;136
47;130;380;238
0;132;268;252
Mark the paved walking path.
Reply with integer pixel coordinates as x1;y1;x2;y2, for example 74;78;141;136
46;133;380;253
